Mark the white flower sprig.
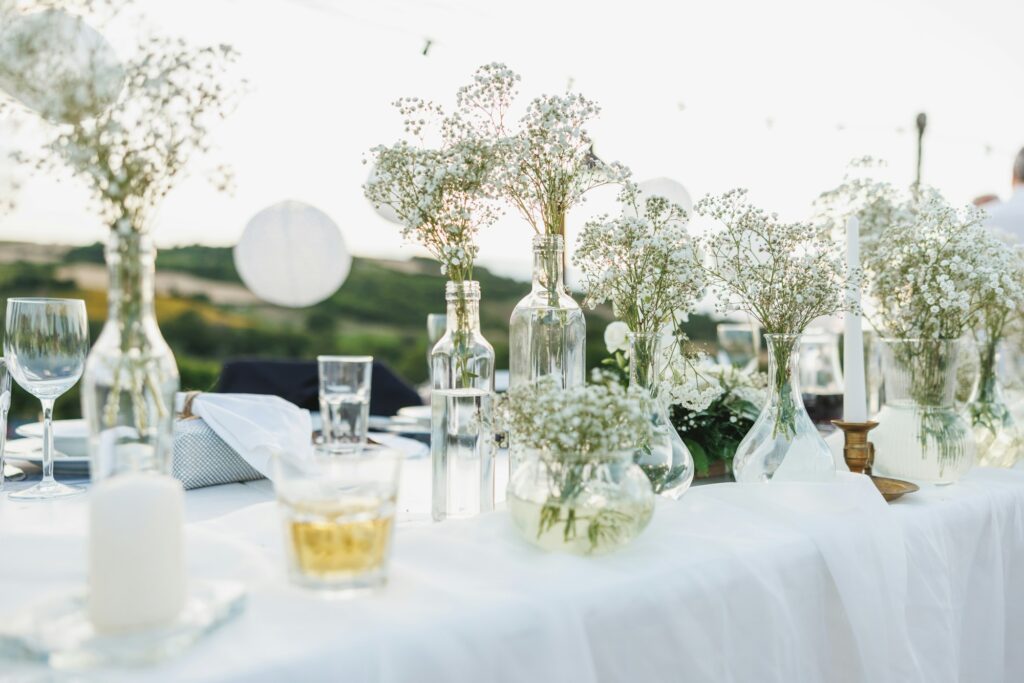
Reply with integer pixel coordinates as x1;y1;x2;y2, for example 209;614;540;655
694;189;852;335
865;190;1012;340
364;93;500;281
450;62;630;237
574;183;705;336
497;378;654;459
660;354;729;412
5;25;243;234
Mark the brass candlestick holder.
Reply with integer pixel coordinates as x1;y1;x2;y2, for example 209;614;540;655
831;419;919;502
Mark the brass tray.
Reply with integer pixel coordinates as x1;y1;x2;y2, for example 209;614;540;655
870;475;919;502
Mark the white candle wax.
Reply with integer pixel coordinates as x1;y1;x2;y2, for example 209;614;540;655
88;472;186;633
843;216;868;422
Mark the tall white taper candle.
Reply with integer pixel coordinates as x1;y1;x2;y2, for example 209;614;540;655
843;216;867;421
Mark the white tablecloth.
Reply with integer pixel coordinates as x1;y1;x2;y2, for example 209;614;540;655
1;461;1023;683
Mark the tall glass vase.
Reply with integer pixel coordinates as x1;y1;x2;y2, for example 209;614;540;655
732;333;835;483
628;332;694;498
430;280;496;521
966;339;1020;468
81;229;179;477
871;338;974;483
508;234;586;472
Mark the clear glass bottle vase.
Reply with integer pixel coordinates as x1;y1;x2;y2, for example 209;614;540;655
871;338;975;483
81;229;180;477
430;280;496;521
628;332;694;497
732;333;835;483
967;339;1022;468
508;234;586;472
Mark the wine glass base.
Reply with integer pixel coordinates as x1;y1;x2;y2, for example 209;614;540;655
9;480;84;500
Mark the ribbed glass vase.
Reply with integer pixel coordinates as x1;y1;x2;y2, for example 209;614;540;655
871;338;975;483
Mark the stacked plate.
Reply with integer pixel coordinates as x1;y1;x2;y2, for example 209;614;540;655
9;419;91;475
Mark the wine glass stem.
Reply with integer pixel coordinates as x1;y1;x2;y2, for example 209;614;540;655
41;398;56;485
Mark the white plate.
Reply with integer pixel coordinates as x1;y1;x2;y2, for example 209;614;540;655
396;405;431;423
16;419;89;458
4;437;90;473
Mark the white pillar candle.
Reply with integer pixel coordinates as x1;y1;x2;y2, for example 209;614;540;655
843;216;868;422
88;472;186;633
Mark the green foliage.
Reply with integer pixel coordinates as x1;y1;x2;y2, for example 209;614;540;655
2;241;719;424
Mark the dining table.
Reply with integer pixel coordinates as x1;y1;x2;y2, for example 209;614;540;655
1;448;1023;683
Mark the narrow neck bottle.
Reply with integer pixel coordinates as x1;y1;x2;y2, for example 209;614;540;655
446;280;482;336
105;229;157;351
765;333;805;438
531;234;566;299
628;332;662;395
972;338;1002;405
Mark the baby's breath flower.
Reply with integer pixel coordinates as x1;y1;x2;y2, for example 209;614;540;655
575;182;705;337
693;189;852;335
447;63;630;236
496;378;654;459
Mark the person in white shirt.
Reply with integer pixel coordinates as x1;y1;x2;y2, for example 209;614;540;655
978;147;1024;241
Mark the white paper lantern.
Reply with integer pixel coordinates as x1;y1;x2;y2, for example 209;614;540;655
626;178;694;223
234;201;351;308
0;9;124;124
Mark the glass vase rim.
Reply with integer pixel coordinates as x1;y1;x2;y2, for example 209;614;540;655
444;279;481;294
317;354;373;363
877;336;962;346
532;233;565;248
6;297;86;305
762;332;803;342
627;330;663;341
538;447;636;464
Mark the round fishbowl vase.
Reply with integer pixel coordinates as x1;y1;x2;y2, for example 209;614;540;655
507;449;655;555
871;338;975;483
966;340;1021;468
628;331;694;498
732;333;835;483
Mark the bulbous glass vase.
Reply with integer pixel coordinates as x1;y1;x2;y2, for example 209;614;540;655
968;340;1023;468
507;449;655;555
732;333;835;483
81;230;179;477
628;331;694;498
871;338;975;483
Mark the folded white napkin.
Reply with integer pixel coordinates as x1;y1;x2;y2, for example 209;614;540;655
185;393;314;479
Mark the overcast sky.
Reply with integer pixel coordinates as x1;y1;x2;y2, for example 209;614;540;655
2;0;1022;280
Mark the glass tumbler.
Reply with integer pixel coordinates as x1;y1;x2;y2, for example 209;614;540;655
273;446;403;594
318;355;373;452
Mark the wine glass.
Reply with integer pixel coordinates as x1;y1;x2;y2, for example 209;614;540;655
4;298;90;500
716;322;760;372
426;313;447;379
0;357;10;490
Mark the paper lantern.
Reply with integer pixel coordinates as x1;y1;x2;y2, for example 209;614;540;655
234;201;351;308
0;9;123;124
630;177;694;220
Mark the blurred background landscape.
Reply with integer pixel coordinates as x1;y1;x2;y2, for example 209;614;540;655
0;239;717;419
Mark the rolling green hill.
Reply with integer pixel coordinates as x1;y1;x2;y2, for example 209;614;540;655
1;242;716;419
